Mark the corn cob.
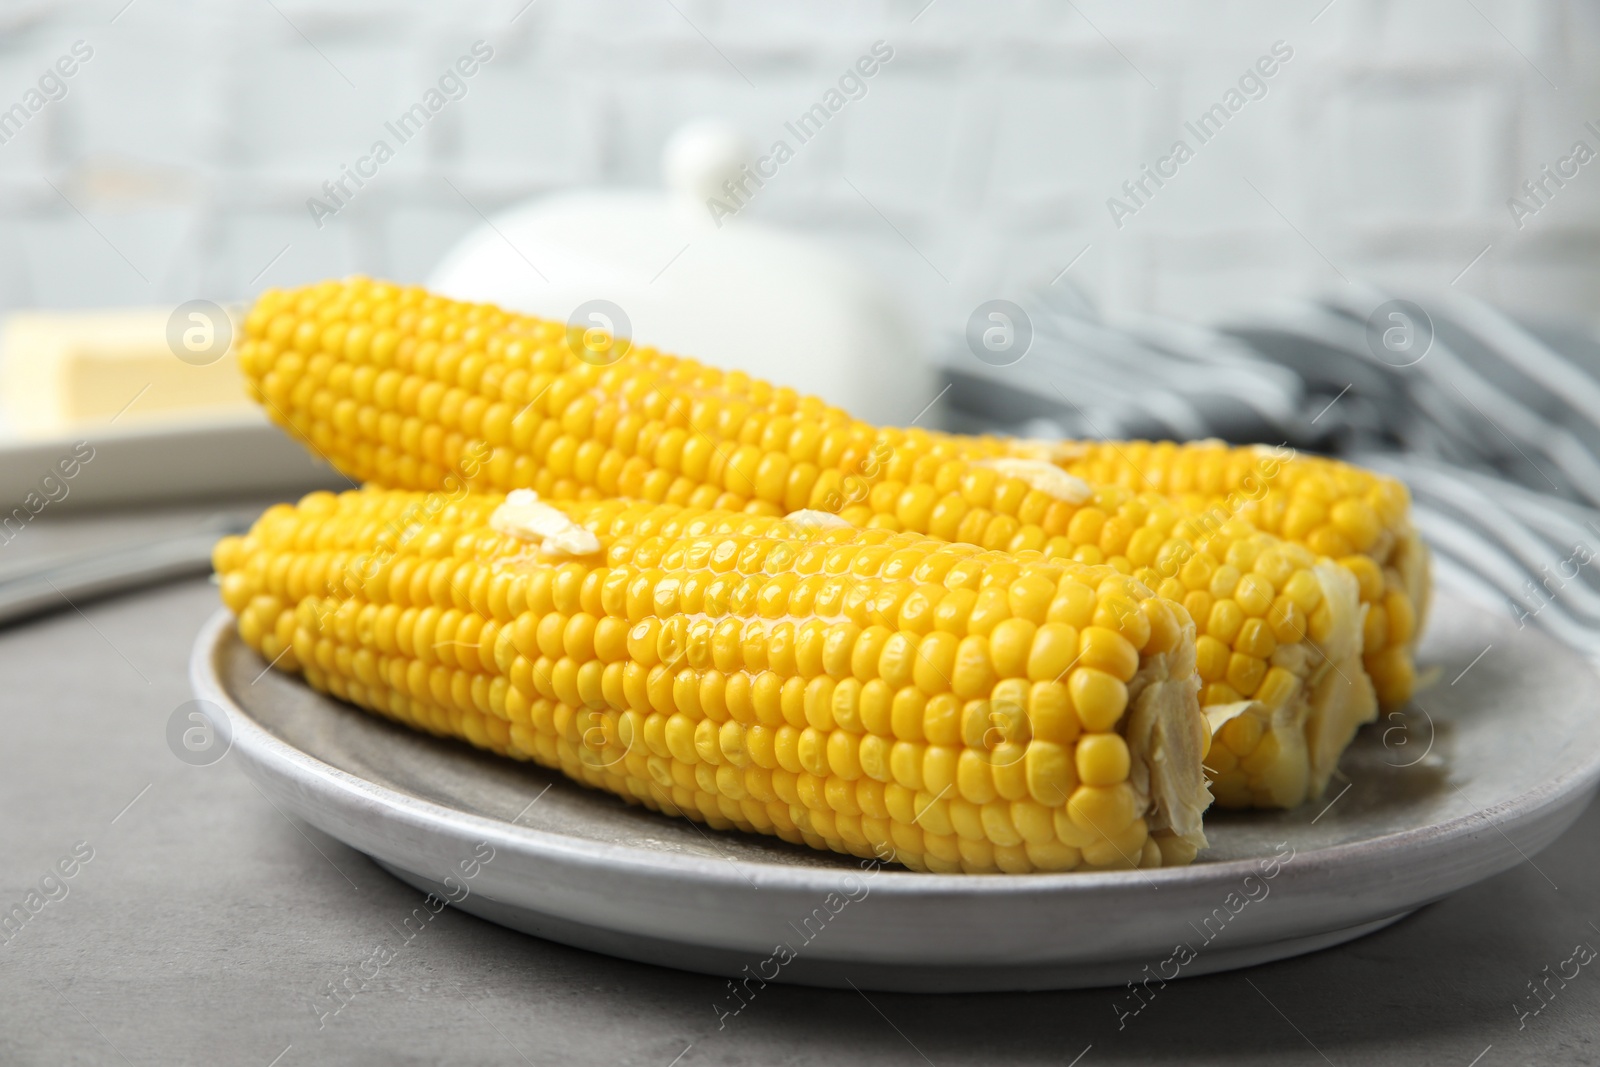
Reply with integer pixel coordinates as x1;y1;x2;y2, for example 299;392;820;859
238;279;1004;518
236;279;1105;548
214;488;1214;874
1024;485;1373;809
1039;440;1429;710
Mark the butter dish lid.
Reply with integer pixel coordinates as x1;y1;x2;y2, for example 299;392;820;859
427;120;927;425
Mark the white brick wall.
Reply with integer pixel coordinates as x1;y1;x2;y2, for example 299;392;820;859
0;0;1594;347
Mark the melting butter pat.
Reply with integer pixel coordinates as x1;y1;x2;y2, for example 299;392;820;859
976;458;1094;504
490;491;601;557
784;509;853;530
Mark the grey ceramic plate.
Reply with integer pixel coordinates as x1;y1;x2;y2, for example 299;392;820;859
189;585;1600;992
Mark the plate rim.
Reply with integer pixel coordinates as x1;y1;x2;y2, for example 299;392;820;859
190;600;1600;899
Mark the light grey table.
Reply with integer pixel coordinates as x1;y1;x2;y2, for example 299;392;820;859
3;501;1598;1067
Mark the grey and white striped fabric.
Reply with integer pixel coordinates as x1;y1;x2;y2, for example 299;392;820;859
940;283;1600;662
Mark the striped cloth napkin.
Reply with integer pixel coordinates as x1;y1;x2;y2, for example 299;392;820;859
940;282;1600;661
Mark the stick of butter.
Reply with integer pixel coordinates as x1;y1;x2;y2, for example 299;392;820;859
0;308;253;437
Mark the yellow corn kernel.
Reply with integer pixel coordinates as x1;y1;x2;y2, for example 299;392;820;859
1026;622;1079;682
1254;666;1299;711
1067;782;1140;836
1225;652;1267;697
1093;593;1151;650
1219;712;1263;757
1385;589;1416;647
988;617;1035;677
1075;734;1131;786
1364;603;1390;654
1329;498;1381;550
1340;554;1385;603
1195;636;1230;683
1076;626;1138;682
1027;682;1078;744
1067;668;1128;732
1234;574;1274;617
1268;596;1306;644
1234;617;1277;660
1283;569;1323;613
1207;598;1244;645
1367;646;1415;709
1081;818;1147;869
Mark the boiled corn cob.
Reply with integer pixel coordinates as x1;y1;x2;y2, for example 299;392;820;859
1022;484;1373;809
1042;440;1429;709
214;488;1214;874
235;280;1125;550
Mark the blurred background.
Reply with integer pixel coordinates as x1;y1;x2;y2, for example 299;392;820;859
0;0;1596;324
0;0;1595;321
7;0;1600;645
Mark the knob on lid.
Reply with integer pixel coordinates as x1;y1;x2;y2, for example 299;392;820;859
663;118;753;208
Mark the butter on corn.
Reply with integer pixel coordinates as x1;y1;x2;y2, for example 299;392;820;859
973;458;1094;505
784;509;854;531
214;488;1215;874
489;489;602;557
